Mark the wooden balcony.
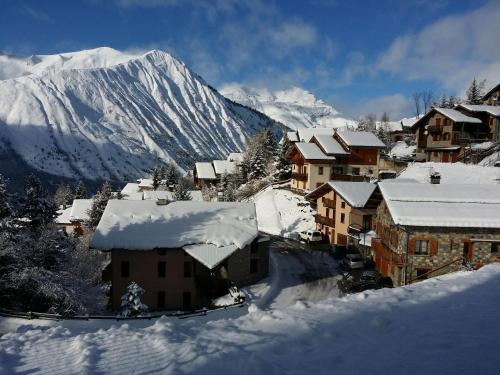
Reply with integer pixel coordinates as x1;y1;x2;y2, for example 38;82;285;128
330;174;367;182
315;214;335;227
427;125;443;133
323;198;335;209
291;172;308;181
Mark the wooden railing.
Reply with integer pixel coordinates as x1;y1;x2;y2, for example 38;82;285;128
427;125;443;133
323;198;335;209
291;172;308;181
315;214;335;227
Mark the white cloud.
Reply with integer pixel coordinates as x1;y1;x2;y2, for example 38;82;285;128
376;1;500;93
344;94;414;120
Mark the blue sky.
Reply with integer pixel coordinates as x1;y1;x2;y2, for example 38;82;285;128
1;0;499;119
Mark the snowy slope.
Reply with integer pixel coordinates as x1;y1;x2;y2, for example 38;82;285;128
1;264;499;374
0;48;279;181
220;84;356;130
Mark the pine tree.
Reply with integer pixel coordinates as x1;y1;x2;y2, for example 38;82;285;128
54;183;73;209
152;167;162;190
165;164;180;186
439;94;449;108
120;282;148;317
0;174;12;220
173;177;192;201
86;181;112;229
466;78;486;105
74;180;87;199
273;136;291;181
18;174;57;230
248;146;267;180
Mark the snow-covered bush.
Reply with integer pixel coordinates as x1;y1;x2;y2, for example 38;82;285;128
120;282;149;317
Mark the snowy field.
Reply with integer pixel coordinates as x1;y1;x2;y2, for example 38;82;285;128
253;187;316;238
1;262;499;374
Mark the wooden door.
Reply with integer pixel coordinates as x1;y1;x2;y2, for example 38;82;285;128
463;241;473;262
442;152;449;162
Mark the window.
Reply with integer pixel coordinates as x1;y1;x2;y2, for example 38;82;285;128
251;241;258;253
491;243;499;253
250;258;259;274
326;208;330;218
340;213;345;223
157;249;166;256
415;240;429;255
121;261;130;278
304;166;307;174
157;291;165;309
352;168;360;176
318;166;324;175
158;261;166;277
333;167;343;175
183;292;191;310
436;118;441;126
341;201;346;209
184;261;192;277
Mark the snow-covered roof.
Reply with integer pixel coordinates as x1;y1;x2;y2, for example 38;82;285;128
121;192;144;201
327;181;377;208
397;162;500;185
213;160;238;175
457;104;500;117
91;200;258;250
195;162;216;180
121;182;140;195
400;117;419;127
379;181;500;228
294;142;336;161
143;190;204;202
55;206;72;224
297;127;333;142
312;135;348;155
336;130;386;148
183;244;239;270
434;108;482;123
287;131;299;142
70;199;93;221
227;152;244;162
137;179;154;188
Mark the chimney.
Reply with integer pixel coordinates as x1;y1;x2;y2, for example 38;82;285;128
430;172;441;184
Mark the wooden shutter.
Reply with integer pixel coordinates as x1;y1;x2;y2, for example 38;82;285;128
408;238;416;255
430;239;438;256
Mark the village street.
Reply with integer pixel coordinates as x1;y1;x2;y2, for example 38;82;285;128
248;237;342;310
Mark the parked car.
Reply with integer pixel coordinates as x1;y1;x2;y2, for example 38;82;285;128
360;270;380;283
342;253;364;269
299;230;323;243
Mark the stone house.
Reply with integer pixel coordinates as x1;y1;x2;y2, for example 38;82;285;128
305;181;381;247
91;200;269;311
372;181;500;286
411;107;490;162
286;129;385;192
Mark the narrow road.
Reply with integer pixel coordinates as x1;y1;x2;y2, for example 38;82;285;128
255;237;342;309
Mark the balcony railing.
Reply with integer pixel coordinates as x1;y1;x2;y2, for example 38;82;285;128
427;125;443;133
323;198;335;209
330;174;368;182
291;172;308;181
315;214;335;227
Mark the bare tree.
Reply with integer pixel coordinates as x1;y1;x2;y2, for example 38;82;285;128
421;90;434;113
412;92;422;118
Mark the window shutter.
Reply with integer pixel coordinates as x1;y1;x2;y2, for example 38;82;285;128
408;239;416;255
430;239;438;256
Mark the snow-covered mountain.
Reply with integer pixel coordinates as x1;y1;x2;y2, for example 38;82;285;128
220;84;356;130
0;47;279;182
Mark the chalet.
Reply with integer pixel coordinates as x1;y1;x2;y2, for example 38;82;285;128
91;200;269;311
285;129;385;192
305;181;381;248
212;159;238;179
55;198;93;235
193;162;217;188
372;181;500;286
121;182;144;200
456;104;500;140
279;128;331;145
137;178;155;191
482;83;500;106
411;107;489;163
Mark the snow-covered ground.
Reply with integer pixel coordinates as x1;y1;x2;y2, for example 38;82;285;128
1;263;499;374
252;187;316;237
389;141;416;157
398;162;500;184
